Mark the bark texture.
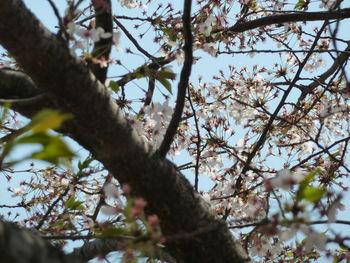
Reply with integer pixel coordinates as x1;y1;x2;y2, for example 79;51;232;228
0;221;83;263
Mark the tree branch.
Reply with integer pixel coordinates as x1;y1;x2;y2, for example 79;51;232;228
114;57;173;87
0;220;83;263
297;41;350;102
70;236;177;263
158;0;193;157
90;0;113;83
0;68;51;115
0;68;42;99
224;8;350;34
143;76;155;107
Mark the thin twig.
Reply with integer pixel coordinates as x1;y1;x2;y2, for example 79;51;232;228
291;136;350;171
143;77;155;107
114;15;155;22
35;175;81;230
36;185;71;230
297;41;350;103
90;174;112;221
113;57;174;87
158;0;193;157
47;0;70;41
113;17;156;60
42;234;95;240
187;92;201;191
229;219;350;229
218;49;350;55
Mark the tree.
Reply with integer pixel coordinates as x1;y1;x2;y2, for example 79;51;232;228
0;0;350;262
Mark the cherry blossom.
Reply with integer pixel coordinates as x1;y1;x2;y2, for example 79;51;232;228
302;227;328;252
198;14;216;37
104;183;119;199
76;27;112;42
328;200;345;222
9;187;26;197
118;0;147;8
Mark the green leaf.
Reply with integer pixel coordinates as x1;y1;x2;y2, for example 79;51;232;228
134;66;152;79
296;168;323;202
158;78;172;94
300;186;325;202
109;81;120;92
160;23;180;43
17;132;53;144
78;155;94;171
31;139;75;164
299;168;321;188
0;109;73;168
65;197;85;211
158;70;176;80
30;109;71;132
294;0;307;9
17;133;75;165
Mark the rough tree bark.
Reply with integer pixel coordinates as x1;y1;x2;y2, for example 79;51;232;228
0;1;249;262
0;221;83;263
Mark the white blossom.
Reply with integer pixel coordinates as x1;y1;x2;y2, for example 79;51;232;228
118;0;147;8
328;200;345;222
198;14;216;36
101;204;119;215
112;32;123;51
269;169;303;190
279;225;298;241
303;231;327;252
203;43;217;56
76;27;112;42
10;187;26;197
319;0;336;9
104;183;119;199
